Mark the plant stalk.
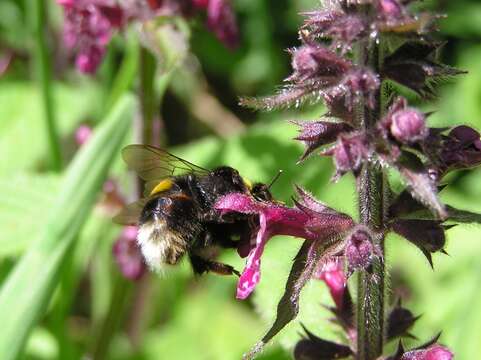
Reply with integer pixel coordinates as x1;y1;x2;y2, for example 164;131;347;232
355;32;385;360
33;0;62;171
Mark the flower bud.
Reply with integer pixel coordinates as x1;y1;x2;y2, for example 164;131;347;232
291;45;351;82
401;344;453;360
390;108;428;143
377;0;403;19
323;134;369;178
345;227;377;273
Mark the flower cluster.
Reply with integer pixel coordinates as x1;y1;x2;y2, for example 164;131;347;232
228;0;481;358
57;0;239;73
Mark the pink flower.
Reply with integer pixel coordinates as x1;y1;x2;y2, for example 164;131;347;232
316;258;346;310
58;0;125;74
75;124;93;146
215;188;354;299
206;0;239;49
401;344;453;360
112;226;146;281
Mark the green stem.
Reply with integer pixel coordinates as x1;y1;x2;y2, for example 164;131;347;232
92;276;133;360
355;31;385;360
33;0;62;171
139;47;157;145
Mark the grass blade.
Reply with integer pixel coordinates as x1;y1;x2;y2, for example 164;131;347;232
0;95;135;360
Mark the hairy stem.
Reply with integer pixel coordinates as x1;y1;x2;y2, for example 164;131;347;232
355;31;385;360
33;0;62;171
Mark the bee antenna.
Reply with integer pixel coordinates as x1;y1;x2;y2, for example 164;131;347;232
267;170;283;189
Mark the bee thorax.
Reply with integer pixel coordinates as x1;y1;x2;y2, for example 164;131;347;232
137;220;188;272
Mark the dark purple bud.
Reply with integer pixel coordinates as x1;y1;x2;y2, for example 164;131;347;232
391;219;446;267
438;125;481;173
345;226;379;273
387;301;421;341
291;119;352;161
112;226;146;281
326;68;380;111
294;325;352;360
322;133;370;179
390;108;428;143
215;190;354;299
206;0;239;49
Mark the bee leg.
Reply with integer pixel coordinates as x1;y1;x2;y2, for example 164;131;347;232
200;210;237;223
189;255;240;277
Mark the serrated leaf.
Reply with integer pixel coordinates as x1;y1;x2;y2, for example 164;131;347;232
0;95;135;360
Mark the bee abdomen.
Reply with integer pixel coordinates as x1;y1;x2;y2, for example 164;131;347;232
137;219;189;272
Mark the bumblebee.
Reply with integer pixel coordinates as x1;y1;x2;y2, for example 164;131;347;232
114;144;272;276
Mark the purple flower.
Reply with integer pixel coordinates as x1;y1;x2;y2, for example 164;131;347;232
302;8;365;49
325;68;380;111
377;0;404;20
112;225;146;281
321;133;370;179
390;108;428;144
206;0;239;49
58;0;125;74
215;189;354;299
400;344;453;360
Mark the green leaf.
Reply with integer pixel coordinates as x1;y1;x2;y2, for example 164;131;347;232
0;81;102;173
0;174;60;257
0;95;135;360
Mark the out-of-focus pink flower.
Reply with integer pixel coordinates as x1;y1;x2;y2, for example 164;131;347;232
0;52;13;77
75;124;93;145
206;0;239;49
316;258;346;310
58;0;125;74
112;225;146;281
215;188;354;299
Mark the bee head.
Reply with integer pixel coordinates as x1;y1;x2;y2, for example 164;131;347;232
139;197;173;224
251;183;273;201
211;166;248;190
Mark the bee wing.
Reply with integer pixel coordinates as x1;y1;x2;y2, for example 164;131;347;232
122;144;209;181
112;199;147;225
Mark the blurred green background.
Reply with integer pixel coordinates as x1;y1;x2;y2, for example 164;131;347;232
1;0;481;359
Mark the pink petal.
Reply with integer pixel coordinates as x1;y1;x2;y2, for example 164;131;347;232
317;259;346;309
236;213;268;299
215;193;260;215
